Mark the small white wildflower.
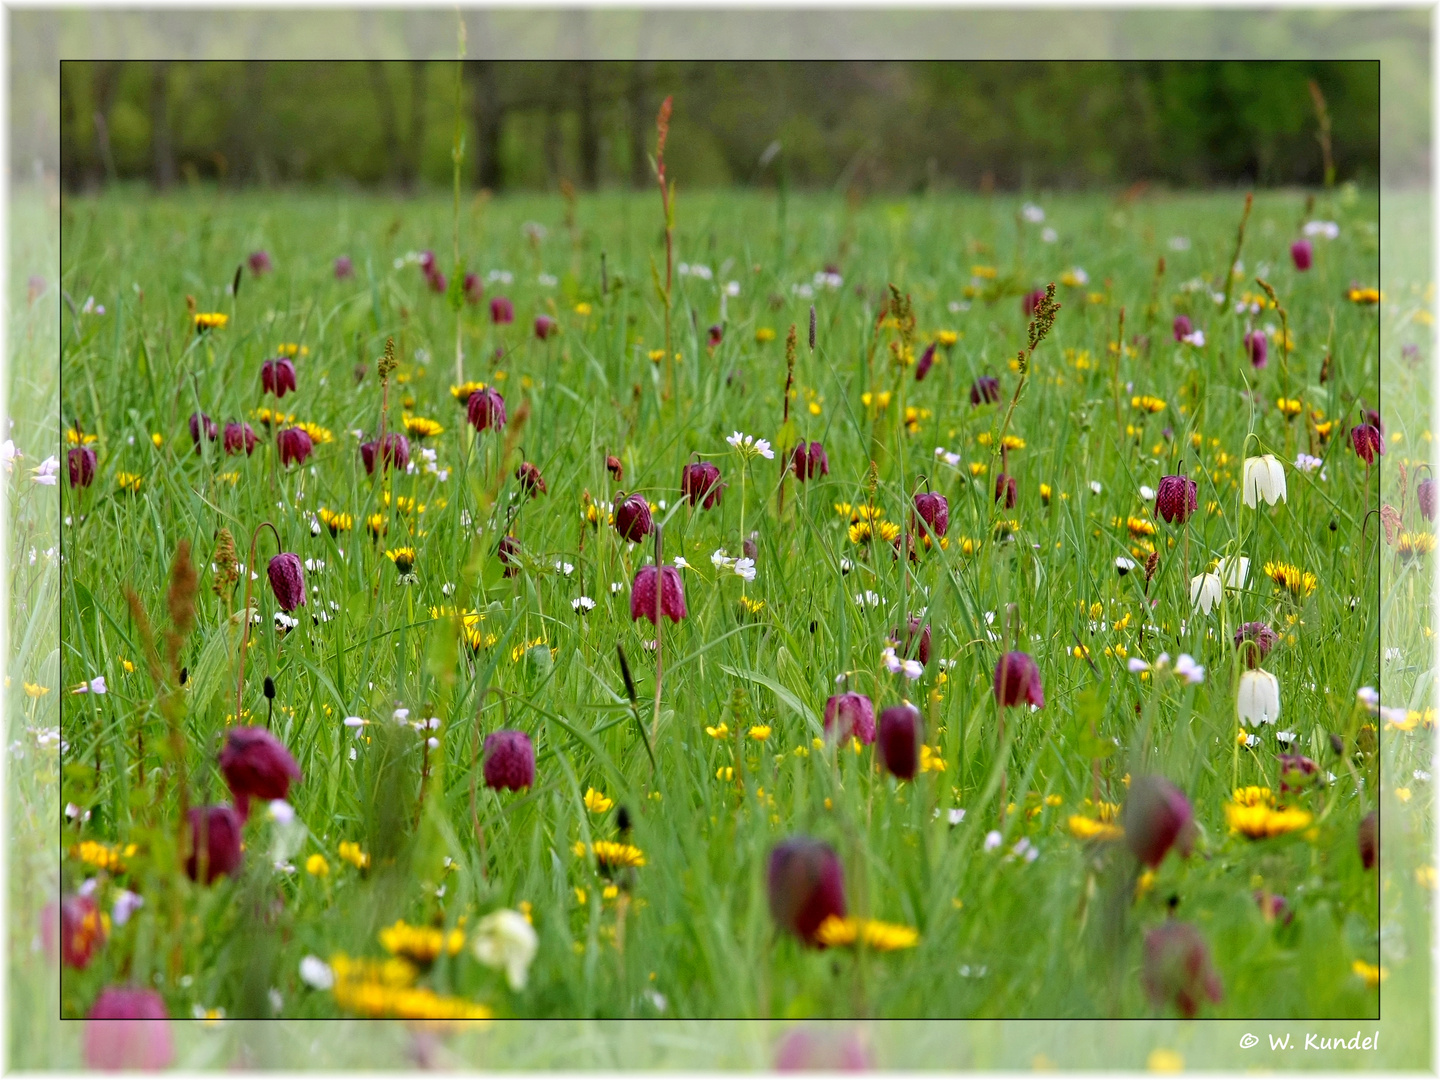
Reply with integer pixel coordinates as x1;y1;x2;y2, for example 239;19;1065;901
1089;481;1102;495
733;558;757;582
111;890;144;927
1357;687;1379;710
268;800;296;825
299;956;334;991
983;830;1003;852
1181;329;1206;347
948;808;966;825
572;596;596;612
1168;236;1191;251
1303;220;1340;240
1021;203;1045;223
672;556;689;569
1040;227;1058;243
1173;653;1205;684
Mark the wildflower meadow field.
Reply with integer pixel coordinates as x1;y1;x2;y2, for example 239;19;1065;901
17;160;1434;1065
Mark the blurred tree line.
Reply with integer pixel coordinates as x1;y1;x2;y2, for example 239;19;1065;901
59;60;1376;193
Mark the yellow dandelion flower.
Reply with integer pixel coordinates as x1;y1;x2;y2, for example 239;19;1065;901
306;853;330;877
590;840;646;871
451;381;486;402
70;840;135;873
1225;802;1313;838
717;766;734;782
1347;287;1381;305
1276;397;1304;419
919;745;945;773
384;547;417;575
338;841;370;870
1351;959;1387;987
755;327;776;343
583;788;614;814
1131;395;1166;413
936;330;959;346
1398;532;1436;560
276;343;309;358
66;429;99;446
297;421;333;445
115;471;142;494
194;312;228;331
971;265;998;280
403;415;444;439
814;915;919;951
748;725;772;741
1263;561;1317;600
1068;815;1124;842
574;302;592;316
318;508;353;536
379;919;466;964
648;349;666;364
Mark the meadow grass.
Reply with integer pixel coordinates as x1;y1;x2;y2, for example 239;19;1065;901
14;182;1429;1059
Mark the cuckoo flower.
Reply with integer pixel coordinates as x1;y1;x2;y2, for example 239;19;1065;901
630;565;686;624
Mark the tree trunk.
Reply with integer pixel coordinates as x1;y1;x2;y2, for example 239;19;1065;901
368;60;402;188
467;59;504;192
150;61;177;190
543;100;562;189
402;60;428;192
89;60;124;190
628;60;653;189
576;60;600;190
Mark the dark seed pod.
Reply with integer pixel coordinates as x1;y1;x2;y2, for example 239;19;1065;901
263;676;276;700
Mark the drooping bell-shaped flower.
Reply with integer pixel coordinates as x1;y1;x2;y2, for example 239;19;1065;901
267;552;307;611
970;375;1001;406
878;703;921;780
1172;314;1193;342
629;565;686;624
515;461;547;497
248;250;272;276
1350;423;1382;465
189;412;218;452
490;296;514;325
482;729;536;791
360;433;409;475
224;422;258;457
1123;775;1196;868
467;388;507;433
1243;330;1269;368
823;692;875;745
61;893;106;969
84;988;174;1071
463;272;482;304
681;461;724;509
1233;622;1277;669
1358;809;1377;870
994;651;1044;708
334;255;354;279
1190;573;1222;615
913;492;949;537
790;442;829;482
1242;454;1286;508
261;357;297;398
1237;668;1281;726
613;492;654;542
68;446;97;488
1290;239;1313;271
767;836;847;947
184;804;244;884
218;726;302;821
1022;289;1045;316
915;342;936;382
276;426;313;468
535;315;557;341
1142;921;1223;1018
994;472;1017;509
1154;474;1197;524
1419;477;1436;522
